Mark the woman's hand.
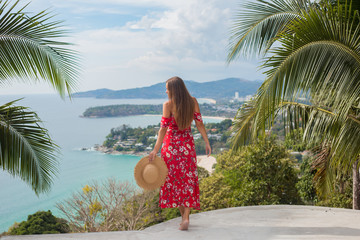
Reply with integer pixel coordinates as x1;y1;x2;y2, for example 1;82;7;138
149;150;157;162
205;142;211;157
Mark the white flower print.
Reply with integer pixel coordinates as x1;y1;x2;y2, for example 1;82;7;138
179;146;186;152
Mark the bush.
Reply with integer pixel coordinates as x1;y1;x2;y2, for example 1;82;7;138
200;173;233;211
284;129;308;152
316;191;352;209
197;166;210;182
200;138;302;211
315;172;353;209
8;210;69;235
296;156;318;204
56;178;160;232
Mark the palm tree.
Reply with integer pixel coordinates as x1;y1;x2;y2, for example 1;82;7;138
227;0;360;209
0;0;80;194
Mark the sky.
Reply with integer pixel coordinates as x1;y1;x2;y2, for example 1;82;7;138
0;0;265;95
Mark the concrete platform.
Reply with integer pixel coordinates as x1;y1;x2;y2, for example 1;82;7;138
3;205;360;240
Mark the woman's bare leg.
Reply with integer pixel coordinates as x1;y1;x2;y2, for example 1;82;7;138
178;206;185;225
179;206;185;218
179;207;190;230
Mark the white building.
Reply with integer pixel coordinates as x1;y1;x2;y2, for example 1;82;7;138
193;133;201;140
235;91;239;99
148;134;158;140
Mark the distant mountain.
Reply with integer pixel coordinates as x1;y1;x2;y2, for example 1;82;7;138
73;78;263;100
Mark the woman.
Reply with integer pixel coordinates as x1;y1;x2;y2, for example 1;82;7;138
149;76;211;230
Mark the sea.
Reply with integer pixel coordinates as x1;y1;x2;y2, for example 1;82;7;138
0;94;221;232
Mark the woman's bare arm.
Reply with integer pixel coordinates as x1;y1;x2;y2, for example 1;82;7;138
193;98;211;156
149;102;171;161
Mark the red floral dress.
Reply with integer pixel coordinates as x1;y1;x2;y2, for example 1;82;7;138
159;112;203;210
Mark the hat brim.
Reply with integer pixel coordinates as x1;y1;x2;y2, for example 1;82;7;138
134;155;168;191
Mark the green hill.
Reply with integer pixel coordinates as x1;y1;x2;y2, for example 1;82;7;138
73;78;262;100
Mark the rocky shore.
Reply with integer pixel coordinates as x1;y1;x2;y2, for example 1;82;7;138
94;145;149;157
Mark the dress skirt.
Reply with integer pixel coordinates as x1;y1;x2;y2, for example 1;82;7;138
158;113;202;210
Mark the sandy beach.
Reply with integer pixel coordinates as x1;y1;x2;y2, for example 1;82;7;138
197;155;216;173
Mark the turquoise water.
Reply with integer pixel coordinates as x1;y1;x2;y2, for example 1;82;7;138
0;94;220;232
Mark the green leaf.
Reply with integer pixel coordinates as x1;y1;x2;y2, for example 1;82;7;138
0;99;59;194
0;0;81;97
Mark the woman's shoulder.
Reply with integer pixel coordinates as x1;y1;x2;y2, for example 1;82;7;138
163;100;173;108
162;100;173;117
192;97;200;106
192;97;200;112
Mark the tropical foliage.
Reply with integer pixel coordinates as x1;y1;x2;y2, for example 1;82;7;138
6;210;69;235
0;0;80;194
284;129;309;152
200;138;302;211
228;0;360;207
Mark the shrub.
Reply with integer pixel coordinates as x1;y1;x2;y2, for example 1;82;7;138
200;139;302;211
200;173;233;211
296;156;318;204
56;178;159;232
8;210;69;235
197;166;210;182
316;190;352;209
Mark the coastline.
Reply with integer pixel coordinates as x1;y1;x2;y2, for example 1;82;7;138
202;115;231;120
91;114;229;157
94;145;217;174
142;114;162;117
141;114;231;120
94;145;149;157
198;98;217;104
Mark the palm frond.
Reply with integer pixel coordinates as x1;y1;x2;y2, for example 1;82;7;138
0;0;80;97
265;100;360;172
261;3;360;123
231;97;257;151
229;0;360;202
0;100;59;194
227;0;310;62
330;117;360;172
232;95;360;194
312;144;335;198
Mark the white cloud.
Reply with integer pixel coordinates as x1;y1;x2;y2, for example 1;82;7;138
54;0;191;9
0;0;264;95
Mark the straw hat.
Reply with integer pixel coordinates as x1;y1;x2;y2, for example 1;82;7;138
134;155;168;190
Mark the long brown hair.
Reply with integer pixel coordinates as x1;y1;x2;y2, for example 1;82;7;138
166;76;195;130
